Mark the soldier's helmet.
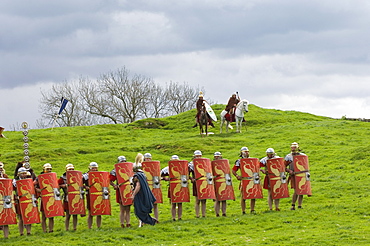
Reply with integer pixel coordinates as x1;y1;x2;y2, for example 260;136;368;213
89;162;98;169
266;148;275;154
43;163;52;170
117;156;126;163
144;153;152;159
214;151;222;157
171;155;179;160
194;150;202;156
199;92;204;98
18;167;28;174
65;163;74;170
240;147;249;152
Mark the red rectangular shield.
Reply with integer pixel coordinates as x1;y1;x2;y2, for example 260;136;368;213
267;158;290;199
142;161;163;204
240;158;263;199
114;162;133;206
293;155;312;196
38;172;64;218
0;179;17;226
16;178;40;225
211;159;235;201
88;171;111;216
66;170;86;215
169;160;190;203
193;158;216;200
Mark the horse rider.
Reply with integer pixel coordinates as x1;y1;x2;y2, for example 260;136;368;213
225;93;240;119
193;92;215;128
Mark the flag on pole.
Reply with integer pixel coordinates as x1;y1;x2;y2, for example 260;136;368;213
58;97;69;115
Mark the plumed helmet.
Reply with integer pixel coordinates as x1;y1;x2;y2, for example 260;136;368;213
65;163;74;170
194;150;202;156
199;91;203;98
43;163;52;169
240;147;249;152
117;156;127;163
214;151;222;157
266;148;275;154
133;153;144;172
89;162;98;169
291;142;299;148
18;167;27;174
171;155;179;160
144;153;152;159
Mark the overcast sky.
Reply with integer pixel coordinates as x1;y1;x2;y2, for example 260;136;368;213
1;0;370;129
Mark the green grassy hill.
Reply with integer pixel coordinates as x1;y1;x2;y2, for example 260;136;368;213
1;104;369;245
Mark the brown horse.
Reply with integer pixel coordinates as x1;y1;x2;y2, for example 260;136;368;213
198;104;208;136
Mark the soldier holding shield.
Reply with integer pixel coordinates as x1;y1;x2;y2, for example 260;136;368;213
260;148;281;211
13;167;33;236
232;147;259;214
284;142;310;210
35;163;57;233
58;164;80;231
110;156;132;228
161;155;184;221
83;162;102;229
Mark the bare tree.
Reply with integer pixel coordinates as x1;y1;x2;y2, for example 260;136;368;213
141;83;170;118
39;81;97;127
78;77;121;124
100;68;153;123
167;81;203;114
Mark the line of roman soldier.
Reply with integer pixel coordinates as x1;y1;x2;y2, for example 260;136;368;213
0;142;311;239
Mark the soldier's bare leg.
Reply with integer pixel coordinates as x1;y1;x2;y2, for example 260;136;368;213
267;190;273;210
221;201;227;216
72;215;78;230
195;197;200;218
119;204;124;227
297;195;303;208
201;199;207;217
171;203;176;220
65;211;71;230
87;211;93;229
18;215;24;235
178;203;183;220
41;211;47;232
3;225;9;239
250;199;256;213
291;192;298;210
153;203;158;221
214;200;220;216
96;215;102;228
241;198;246;214
123;205;131;227
274;199;280;211
49;217;54;232
25;224;31;235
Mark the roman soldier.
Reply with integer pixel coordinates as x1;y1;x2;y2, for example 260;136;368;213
225;93;240;115
110;156;132;228
83;162;102;229
260;148;281;211
58;164;80;231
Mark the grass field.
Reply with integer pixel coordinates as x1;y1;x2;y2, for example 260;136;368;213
1;104;369;245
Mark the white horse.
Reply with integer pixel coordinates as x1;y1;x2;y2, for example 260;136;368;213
220;99;249;133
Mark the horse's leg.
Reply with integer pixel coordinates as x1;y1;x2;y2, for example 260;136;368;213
236;117;240;133
226;121;229;133
205;120;208;136
220;118;224;133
